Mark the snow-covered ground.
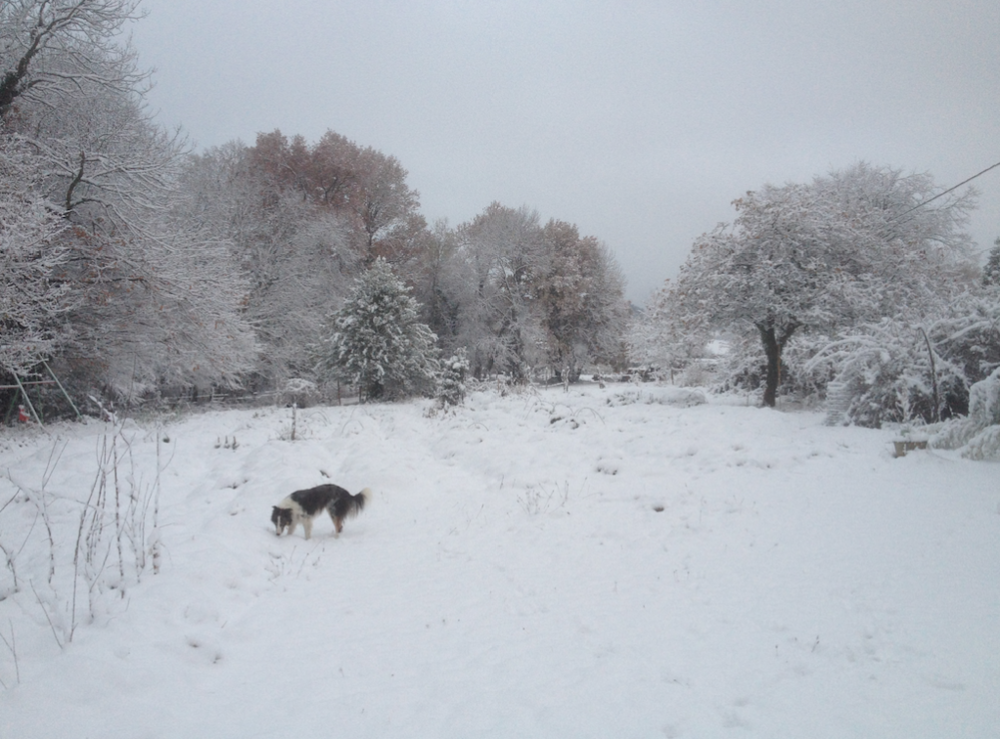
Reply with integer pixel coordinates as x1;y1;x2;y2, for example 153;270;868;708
0;383;997;738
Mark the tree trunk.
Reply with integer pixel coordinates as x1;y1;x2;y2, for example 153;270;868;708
757;322;797;408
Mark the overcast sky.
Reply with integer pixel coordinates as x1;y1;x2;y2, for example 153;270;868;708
130;0;1000;303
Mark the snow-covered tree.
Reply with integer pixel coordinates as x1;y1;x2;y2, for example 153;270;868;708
929;290;1000;389
455;203;549;380
430;206;631;383
664;163;978;406
248;129;427;269
181;144;358;391
350;144;426;266
0;133;70;376
412;218;464;351
537;220;630;380
807;319;967;427
628;280;715;382
0;2;260;403
984;239;1000;287
317;258;439;402
31;85;258;400
0;0;146;120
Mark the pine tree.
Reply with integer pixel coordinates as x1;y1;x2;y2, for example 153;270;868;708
318;258;439;401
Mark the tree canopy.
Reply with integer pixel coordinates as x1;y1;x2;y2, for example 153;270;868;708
665;163;978;406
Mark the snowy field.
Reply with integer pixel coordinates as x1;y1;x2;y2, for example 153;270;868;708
0;383;997;738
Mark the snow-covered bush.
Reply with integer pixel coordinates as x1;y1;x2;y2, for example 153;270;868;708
798;287;998;428
628;283;712;385
969;367;1000;426
281;378;320;408
317;259;440;402
932;367;1000;459
437;349;470;406
930;291;1000;389
960;367;1000;460
606;387;706;408
808;320;966;428
960;425;1000;460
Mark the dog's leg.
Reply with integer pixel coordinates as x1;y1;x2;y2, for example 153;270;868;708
303;517;312;540
334;517;343;536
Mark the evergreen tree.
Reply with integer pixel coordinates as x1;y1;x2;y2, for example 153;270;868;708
318;258;439;401
436;348;470;406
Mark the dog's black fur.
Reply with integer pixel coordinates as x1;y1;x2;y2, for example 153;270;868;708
271;484;371;539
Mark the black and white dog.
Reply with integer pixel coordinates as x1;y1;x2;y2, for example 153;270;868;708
271;484;372;540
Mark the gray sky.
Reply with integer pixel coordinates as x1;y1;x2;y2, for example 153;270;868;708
130;0;1000;303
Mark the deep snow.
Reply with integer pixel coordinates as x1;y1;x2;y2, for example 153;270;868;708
0;383;997;738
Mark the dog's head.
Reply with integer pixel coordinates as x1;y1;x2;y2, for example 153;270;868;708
271;506;293;535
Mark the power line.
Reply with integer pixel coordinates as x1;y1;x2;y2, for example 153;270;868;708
894;159;1000;220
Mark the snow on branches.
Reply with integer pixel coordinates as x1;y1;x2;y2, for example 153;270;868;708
0;134;69;376
317;258;439;402
660;162;979;408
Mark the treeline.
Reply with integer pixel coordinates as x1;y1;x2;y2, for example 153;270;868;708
0;1;629;416
187;133;630;391
4;1;996;432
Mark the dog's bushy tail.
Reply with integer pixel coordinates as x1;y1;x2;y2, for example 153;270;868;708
334;487;371;521
356;487;372;513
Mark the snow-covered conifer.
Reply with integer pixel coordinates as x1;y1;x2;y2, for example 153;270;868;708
437;348;470;406
318;258;439;401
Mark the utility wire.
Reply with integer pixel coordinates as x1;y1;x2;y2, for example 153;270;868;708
893;159;1000;220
